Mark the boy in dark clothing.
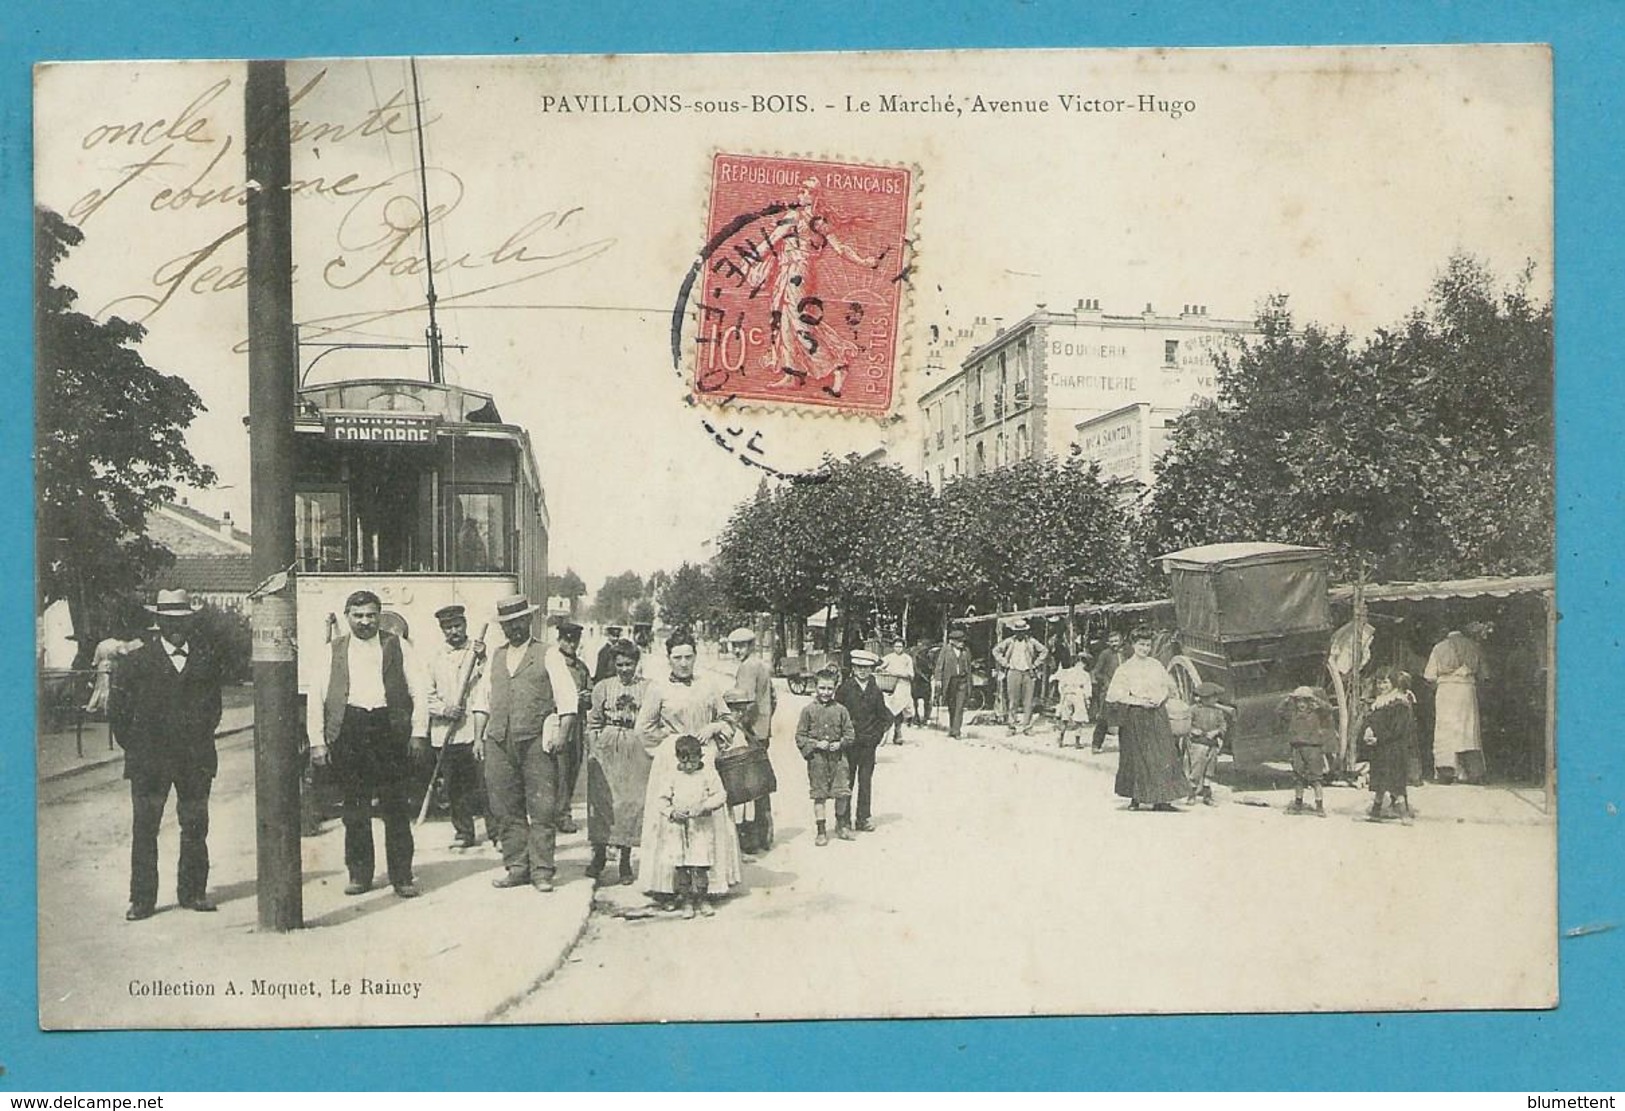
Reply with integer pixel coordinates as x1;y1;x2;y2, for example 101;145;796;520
1184;681;1231;806
795;669;856;845
1278;686;1335;816
835;650;891;832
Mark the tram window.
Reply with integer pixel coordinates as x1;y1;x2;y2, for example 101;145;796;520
448;488;510;573
295;490;347;571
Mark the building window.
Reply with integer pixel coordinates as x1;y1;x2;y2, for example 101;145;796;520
996;432;1006;466
937;465;946;490
975;442;986;475
952;456;961;476
295;489;347;571
1165;339;1179;365
1016;424;1029;458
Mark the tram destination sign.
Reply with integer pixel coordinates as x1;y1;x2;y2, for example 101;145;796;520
323;411;442;444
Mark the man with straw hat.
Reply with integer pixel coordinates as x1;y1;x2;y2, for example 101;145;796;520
469;593;570;893
110;589;224;921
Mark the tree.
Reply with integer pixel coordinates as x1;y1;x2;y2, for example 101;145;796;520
630;598;656;625
938;456;1143;611
1148;257;1553;583
712;456;943;644
590;570;645;623
36;207;216;642
546;567;588;613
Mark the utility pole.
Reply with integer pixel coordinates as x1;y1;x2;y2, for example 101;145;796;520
245;60;303;931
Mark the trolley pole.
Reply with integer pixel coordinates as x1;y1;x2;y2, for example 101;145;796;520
245;60;303;931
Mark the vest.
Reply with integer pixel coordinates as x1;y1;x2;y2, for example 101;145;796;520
486;642;558;745
324;632;412;744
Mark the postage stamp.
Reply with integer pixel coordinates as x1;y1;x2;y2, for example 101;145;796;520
691;153;914;415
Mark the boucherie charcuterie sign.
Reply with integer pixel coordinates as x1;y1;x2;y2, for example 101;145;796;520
323;412;442;444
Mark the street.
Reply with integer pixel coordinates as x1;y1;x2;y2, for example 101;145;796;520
37;666;1557;1027
505;677;1558;1021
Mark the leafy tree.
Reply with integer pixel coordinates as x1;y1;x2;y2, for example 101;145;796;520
590;570;644;623
656;562;713;632
1149;257;1552;582
36;207;216;643
630;597;656;625
937;456;1143;612
546;568;587;613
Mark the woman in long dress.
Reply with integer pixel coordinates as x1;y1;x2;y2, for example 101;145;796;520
584;638;653;885
634;629;744;905
1104;627;1188;810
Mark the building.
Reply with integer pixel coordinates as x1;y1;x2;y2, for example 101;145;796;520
917;300;1260;489
144;501;255;611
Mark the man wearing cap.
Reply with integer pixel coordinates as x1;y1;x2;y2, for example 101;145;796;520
110;590;225;920
727;627;778;852
994;619;1049;735
308;591;429;898
547;620;592;832
835;650;890;832
593;625;625;684
933;628;973;739
425;604;490;851
469;594;568;892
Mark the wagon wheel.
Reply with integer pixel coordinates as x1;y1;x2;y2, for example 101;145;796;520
788;676;812;697
1166;655;1202;704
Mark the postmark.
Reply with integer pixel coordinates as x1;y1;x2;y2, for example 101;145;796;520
684;153;914;415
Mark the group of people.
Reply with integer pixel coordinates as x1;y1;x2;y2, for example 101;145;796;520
103;581;1494;921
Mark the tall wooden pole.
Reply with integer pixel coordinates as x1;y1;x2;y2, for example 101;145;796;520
245;60;303;931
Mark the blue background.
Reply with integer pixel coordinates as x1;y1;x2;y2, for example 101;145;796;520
3;0;1619;1091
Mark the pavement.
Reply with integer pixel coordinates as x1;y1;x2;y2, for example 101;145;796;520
37;657;1553;1029
38;690;597;1029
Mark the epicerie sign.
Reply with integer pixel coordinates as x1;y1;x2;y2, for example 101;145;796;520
324;412;441;444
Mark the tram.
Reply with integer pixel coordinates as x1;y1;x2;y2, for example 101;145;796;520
293;375;549;702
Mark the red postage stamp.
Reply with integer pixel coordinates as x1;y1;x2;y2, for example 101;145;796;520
690;153;914;415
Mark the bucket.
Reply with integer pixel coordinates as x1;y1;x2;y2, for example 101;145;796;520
715;744;777;806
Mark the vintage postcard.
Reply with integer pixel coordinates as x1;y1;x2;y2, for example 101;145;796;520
34;46;1555;1029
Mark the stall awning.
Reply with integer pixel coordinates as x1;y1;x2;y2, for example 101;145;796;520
951;598;1174;626
1329;573;1554;603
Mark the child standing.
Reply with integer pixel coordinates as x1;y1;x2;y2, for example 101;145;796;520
1363;669;1418;824
795;668;856;845
1053;654;1093;749
658;734;729;918
1277;685;1335;816
1184;681;1231;805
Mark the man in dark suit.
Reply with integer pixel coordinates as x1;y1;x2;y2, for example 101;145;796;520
109;589;224;921
835;650;891;832
933;628;973;739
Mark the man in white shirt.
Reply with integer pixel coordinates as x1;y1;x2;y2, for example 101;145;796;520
308;591;428;898
993;619;1049;735
425;604;489;850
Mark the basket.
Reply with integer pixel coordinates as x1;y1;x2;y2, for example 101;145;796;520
875;673;901;693
714;743;777;806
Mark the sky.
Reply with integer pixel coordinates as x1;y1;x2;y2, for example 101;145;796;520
33;47;1552;590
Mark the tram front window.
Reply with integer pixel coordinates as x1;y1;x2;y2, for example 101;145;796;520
295;490;347;571
449;489;509;573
